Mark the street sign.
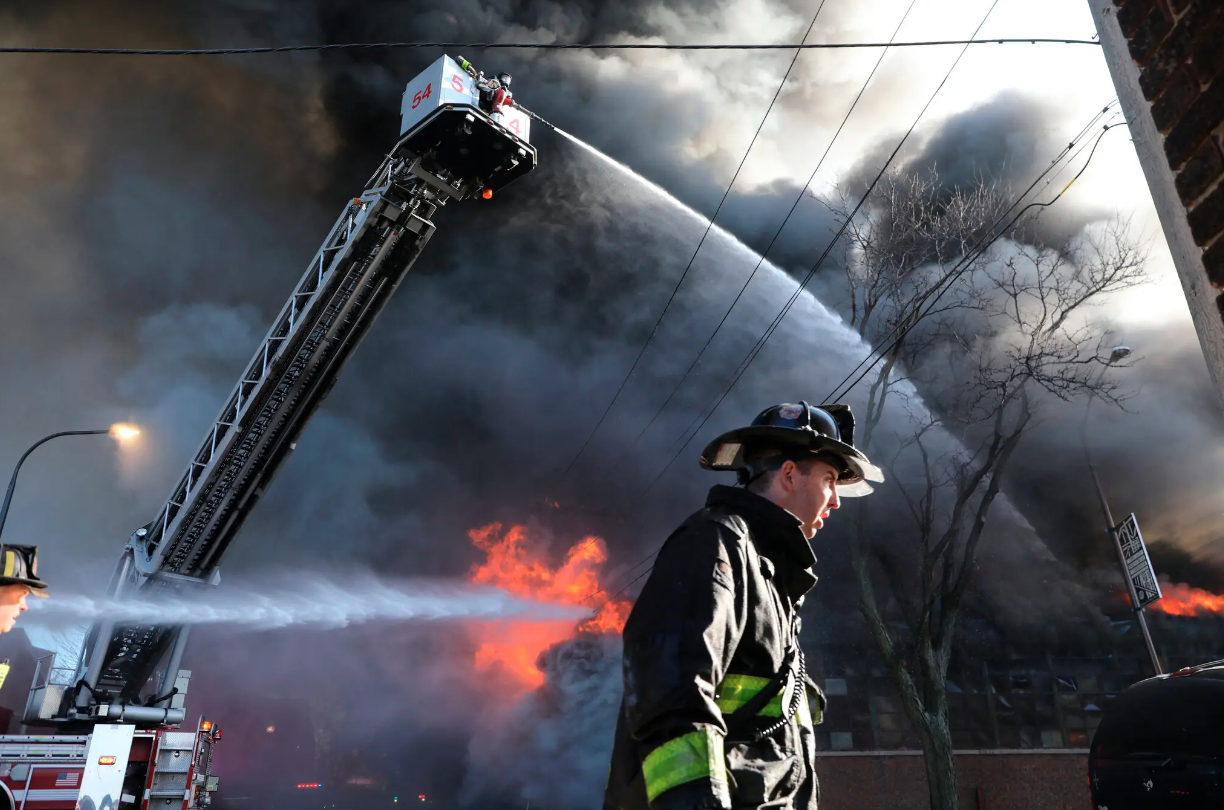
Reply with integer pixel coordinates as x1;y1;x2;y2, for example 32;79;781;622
1116;513;1162;609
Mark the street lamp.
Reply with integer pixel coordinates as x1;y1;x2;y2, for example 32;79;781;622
1082;347;1163;675
0;423;141;541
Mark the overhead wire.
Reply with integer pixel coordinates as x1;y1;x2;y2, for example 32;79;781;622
552;1;833;581
630;0;1007;507
576;549;660;606
818;105;1122;404
558;0;830;480
589;564;658;615
818;101;1121;404
0;39;1101;56
587;114;1120;620
599;0;923;482
823;118;1125;404
585;0;1009;618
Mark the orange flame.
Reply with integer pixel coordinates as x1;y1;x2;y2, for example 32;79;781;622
579;599;632;634
467;522;630;690
1149;582;1224;617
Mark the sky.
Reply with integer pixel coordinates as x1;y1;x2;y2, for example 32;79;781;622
1;0;1223;807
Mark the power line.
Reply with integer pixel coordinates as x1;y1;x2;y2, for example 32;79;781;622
818;104;1121;404
558;0;830;480
0;39;1101;57
550;2;831;570
576;548;660;606
589;560;658;614
588;114;1117;622
632;0;1007;505
824;120;1125;404
585;0;1009;619
587;3;1008;619
600;0;922;481
577;113;1122;619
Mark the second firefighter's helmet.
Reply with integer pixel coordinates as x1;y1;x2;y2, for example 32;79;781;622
700;401;884;496
497;72;512;88
0;544;49;597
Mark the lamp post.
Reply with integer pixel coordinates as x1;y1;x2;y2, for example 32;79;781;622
1082;347;1163;676
0;423;141;542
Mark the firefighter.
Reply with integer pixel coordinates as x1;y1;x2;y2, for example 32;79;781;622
0;544;48;634
476;71;514;123
604;402;883;810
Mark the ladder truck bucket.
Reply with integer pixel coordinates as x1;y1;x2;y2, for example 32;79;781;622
398;55;538;196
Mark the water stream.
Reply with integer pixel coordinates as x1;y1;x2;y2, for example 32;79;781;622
26;574;586;631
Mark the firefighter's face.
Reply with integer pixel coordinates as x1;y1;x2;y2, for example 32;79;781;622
776;459;841;539
0;585;30;633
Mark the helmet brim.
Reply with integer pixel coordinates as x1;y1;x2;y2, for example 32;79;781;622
700;425;884;498
0;577;49;597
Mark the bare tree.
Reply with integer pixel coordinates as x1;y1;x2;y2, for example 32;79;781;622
43;624;88;685
827;171;1148;810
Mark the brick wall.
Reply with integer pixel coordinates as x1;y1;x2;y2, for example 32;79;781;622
1112;0;1224;313
816;751;1089;810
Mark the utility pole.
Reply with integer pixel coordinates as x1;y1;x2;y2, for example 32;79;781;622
1089;464;1162;676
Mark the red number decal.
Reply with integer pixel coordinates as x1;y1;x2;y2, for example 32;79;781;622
509;118;521;134
451;74;465;93
411;83;433;109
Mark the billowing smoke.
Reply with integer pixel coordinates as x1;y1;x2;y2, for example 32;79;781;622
463;634;625;809
2;1;1222;809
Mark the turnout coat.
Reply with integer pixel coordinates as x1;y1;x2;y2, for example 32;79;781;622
604;485;825;810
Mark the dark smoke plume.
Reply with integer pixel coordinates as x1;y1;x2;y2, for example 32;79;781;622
2;2;1221;809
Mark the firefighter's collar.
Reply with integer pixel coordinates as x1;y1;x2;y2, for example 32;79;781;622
705;485;817;571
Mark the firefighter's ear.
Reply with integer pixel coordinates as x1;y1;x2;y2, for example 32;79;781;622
779;458;802;490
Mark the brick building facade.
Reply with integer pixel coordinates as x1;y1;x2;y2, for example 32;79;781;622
816;751;1089;810
1090;0;1224;406
802;610;1224;808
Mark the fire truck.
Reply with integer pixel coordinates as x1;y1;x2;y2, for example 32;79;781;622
0;55;538;810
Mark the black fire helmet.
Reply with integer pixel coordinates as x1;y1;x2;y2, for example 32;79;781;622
699;401;884;496
0;544;49;596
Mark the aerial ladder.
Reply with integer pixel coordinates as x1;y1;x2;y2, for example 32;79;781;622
0;55;537;810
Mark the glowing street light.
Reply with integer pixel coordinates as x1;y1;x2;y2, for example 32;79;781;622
108;423;141;442
0;424;142;541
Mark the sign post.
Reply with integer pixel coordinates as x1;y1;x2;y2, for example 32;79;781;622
1117;513;1162;608
1091;465;1163;675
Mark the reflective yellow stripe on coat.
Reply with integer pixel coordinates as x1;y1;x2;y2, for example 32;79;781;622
641;675;819;802
641;727;726;803
715;673;818;727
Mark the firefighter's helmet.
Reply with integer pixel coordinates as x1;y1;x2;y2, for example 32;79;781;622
0;544;49;596
699;401;884;496
497;72;512;88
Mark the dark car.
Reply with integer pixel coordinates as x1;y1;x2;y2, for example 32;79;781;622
1089;662;1224;808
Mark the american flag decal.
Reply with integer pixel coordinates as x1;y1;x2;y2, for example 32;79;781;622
55;772;78;787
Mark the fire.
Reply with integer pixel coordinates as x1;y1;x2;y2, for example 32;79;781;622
579;599;632;634
1149;582;1224;617
467;521;630;689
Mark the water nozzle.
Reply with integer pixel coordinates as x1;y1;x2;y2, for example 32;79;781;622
513;103;558;132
